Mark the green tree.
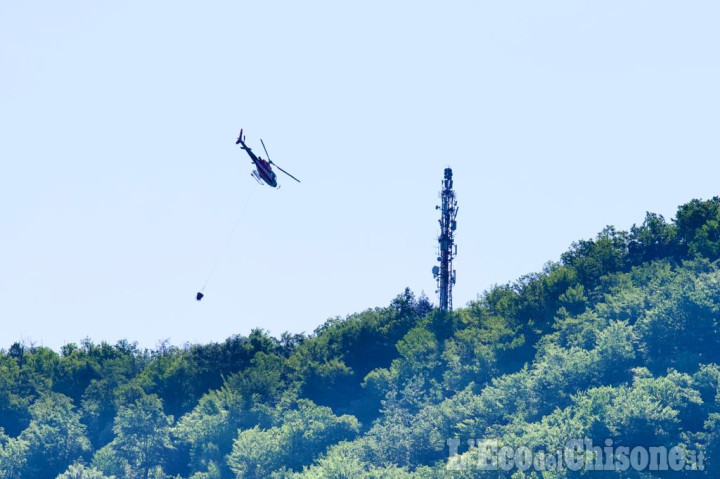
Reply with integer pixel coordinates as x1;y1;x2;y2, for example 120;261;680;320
19;392;91;477
227;400;359;478
104;394;174;478
0;428;28;479
561;226;629;288
173;385;262;477
57;463;115;478
676;197;720;260
627;212;679;264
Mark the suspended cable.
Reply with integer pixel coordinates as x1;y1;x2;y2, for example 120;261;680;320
197;184;257;300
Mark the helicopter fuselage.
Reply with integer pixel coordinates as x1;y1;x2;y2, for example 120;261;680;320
239;143;277;187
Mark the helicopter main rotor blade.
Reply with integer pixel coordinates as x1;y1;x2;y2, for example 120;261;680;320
270;161;301;183
260;139;271;161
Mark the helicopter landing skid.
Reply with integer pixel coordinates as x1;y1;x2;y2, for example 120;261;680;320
250;170;265;185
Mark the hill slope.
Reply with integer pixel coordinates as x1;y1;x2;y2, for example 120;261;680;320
2;198;720;478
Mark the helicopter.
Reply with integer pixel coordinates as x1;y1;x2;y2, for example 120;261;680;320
236;129;300;187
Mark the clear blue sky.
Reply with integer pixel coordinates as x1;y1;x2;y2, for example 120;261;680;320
1;1;719;350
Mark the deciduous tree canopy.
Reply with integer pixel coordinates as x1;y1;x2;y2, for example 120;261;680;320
3;197;720;477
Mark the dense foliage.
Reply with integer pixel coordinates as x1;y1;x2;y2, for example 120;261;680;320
3;197;720;477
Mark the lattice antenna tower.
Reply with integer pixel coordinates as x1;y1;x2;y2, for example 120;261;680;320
432;167;458;311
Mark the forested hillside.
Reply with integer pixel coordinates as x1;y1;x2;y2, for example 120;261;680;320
3;198;720;478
